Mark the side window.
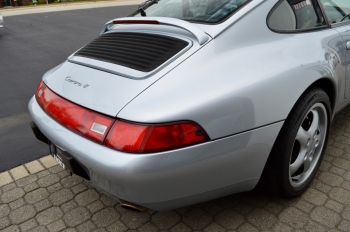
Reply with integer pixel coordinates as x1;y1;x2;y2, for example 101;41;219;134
268;0;326;31
319;0;350;24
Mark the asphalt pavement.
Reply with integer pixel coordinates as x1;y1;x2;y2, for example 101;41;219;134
0;4;137;172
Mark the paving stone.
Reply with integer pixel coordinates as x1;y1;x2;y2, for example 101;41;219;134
264;202;284;215
343;171;350;181
25;160;45;174
1;225;20;232
24;182;39;193
203;222;225;232
28;225;49;232
138;222;158;232
58;170;70;179
47;183;63;193
49;165;65;174
325;146;344;157
151;211;181;229
100;194;117;206
337;220;350;232
62;229;78;232
329;187;350;204
71;183;88;194
9;205;36;224
0;217;11;230
10;166;29;180
333;158;350;170
183;208;213;230
61;200;78;213
170;222;192;232
34;199;52;212
279;207;309;229
0;204;10;218
36;207;63;225
325;200;345;213
318;172;343;187
305;220;327;232
313;180;333;194
1;182;16;193
25;188;49;204
61;175;83;188
9;198;25;210
272;222;293;232
37;174;60;188
49;188;74;206
203;202;222;216
311;207;342;228
121;210;151;229
77;220;96;232
0;172;13;187
238;223;259;232
40;156;58;168
47;219;67;232
1;187;25;203
92;207;120;227
36;170;50;179
75;189;100;206
302;189;328;205
247;208;277;230
63;207;91;227
319;161;332;171
20;219;39;232
330;166;346;176
15;175;38;188
106;221;128;232
341;208;350;221
88;200;105;214
294;200;314;213
212;209;243;230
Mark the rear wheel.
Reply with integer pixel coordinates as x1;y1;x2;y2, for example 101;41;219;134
263;87;331;197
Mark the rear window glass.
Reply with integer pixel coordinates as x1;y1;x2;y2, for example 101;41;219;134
129;0;250;24
268;0;326;31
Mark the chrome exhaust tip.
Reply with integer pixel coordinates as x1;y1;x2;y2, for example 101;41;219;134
120;202;148;213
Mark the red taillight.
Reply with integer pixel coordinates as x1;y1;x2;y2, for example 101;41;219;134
35;82;115;143
105;121;209;153
36;81;209;153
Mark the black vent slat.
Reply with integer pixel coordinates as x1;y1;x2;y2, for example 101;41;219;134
74;32;189;72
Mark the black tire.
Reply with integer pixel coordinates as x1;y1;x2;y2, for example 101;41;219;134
262;87;331;197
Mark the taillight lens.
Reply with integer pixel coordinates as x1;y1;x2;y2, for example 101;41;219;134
35;81;209;153
105;121;209;153
35;82;114;143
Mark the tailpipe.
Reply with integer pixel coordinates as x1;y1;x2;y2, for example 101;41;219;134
119;202;148;213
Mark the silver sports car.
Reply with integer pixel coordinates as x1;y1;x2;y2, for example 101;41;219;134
29;0;350;211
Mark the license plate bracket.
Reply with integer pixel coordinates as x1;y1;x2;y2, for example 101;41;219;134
49;142;90;180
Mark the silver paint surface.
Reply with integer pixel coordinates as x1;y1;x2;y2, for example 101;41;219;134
28;0;350;210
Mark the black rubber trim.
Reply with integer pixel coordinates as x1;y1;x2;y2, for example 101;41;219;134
74;32;189;72
30;121;49;145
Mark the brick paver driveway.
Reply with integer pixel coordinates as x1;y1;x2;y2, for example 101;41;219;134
1;107;350;231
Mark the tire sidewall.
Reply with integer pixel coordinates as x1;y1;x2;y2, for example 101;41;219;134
279;88;331;197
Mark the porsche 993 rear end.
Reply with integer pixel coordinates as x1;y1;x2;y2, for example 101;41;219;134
28;0;286;210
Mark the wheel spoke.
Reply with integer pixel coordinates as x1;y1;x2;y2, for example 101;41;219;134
308;110;319;136
304;156;311;171
290;151;306;175
296;127;310;149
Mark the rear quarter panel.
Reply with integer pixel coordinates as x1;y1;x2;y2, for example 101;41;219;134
118;0;344;139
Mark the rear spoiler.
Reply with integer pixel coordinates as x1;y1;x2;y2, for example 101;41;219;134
100;17;211;45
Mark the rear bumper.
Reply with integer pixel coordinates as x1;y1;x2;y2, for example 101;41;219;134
28;96;283;211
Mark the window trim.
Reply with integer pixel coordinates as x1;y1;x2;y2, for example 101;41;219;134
266;0;331;34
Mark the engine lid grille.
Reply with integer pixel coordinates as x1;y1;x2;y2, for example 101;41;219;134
74;32;189;73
